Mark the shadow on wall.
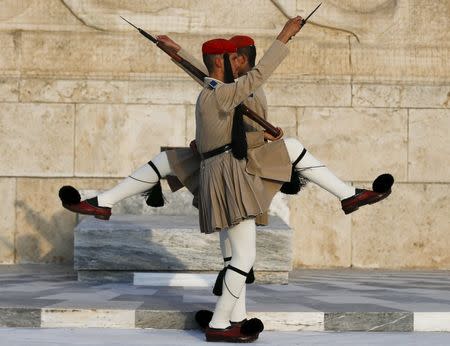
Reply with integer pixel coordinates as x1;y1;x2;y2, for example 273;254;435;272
15;200;193;272
15;200;76;264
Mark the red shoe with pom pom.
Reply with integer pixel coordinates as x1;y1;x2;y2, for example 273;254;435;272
341;174;394;214
58;186;111;220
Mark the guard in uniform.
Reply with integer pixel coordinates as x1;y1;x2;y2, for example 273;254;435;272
58;16;393;343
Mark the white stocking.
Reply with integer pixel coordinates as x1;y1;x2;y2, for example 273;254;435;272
97;151;172;208
219;231;247;323
283;138;355;200
209;219;256;329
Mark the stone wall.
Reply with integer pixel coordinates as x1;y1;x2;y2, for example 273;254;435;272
0;0;449;268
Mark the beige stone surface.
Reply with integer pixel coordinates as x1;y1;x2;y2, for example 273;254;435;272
352;84;402;108
18;30;352;79
61;0;287;34
0;0;85;31
298;107;408;182
267;106;297;137
74;104;186;176
270;37;351;77
127;78;201;105
19;78;203;105
0;33;18;75
353;84;450;108
408;109;450;182
352;183;450;269
290;184;352;268
0;103;74;176
15;178;119;264
351;44;450;81
0;78;19;101
20;31;178;78
0;178;15;263
20;79;128;104
295;0;450;44
400;85;450;109
265;79;352;107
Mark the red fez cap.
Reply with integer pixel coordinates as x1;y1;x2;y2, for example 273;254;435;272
202;39;237;55
229;35;255;49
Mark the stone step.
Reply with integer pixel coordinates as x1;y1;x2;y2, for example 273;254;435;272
133;272;217;287
3;307;449;332
75;215;293;284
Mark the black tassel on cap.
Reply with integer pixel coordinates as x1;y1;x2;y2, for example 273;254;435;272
372;173;394;193
143;161;165;207
223;53;247;160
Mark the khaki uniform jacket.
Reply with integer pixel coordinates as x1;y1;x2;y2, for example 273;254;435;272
194;40;292;233
167;44;277;225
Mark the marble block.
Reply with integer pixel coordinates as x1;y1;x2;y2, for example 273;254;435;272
324;312;413;332
414;312;450;332
41;308;135;328
74;215;293;283
136;310;196;330
0;308;41;328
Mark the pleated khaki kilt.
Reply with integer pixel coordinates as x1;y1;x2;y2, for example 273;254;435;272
166;132;291;234
165;133;283;227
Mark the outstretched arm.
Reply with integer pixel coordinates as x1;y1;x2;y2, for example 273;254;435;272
214;16;303;112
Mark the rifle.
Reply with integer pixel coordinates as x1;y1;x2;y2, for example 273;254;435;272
120;16;282;138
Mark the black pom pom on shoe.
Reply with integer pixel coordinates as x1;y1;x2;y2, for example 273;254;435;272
58;186;81;205
241;318;264;336
195;310;213;329
372;174;394;193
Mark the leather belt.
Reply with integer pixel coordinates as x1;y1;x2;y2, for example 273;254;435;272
200;144;232;161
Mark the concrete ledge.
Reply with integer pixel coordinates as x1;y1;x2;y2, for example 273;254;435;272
1;308;449;331
74;215;293;284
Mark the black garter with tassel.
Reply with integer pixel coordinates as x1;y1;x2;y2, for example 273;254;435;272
213;266;255;296
143;161;165;207
281;148;309;195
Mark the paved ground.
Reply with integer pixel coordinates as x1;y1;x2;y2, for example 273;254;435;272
0;328;450;346
0;265;450;332
1;265;449;312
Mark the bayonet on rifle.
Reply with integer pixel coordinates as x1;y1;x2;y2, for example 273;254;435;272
301;3;321;25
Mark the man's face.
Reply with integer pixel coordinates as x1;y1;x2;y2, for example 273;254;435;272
229;52;239;79
235;54;250;76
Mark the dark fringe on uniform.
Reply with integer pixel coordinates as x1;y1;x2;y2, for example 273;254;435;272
372;173;394;193
59;185;81;205
223;53;247;160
